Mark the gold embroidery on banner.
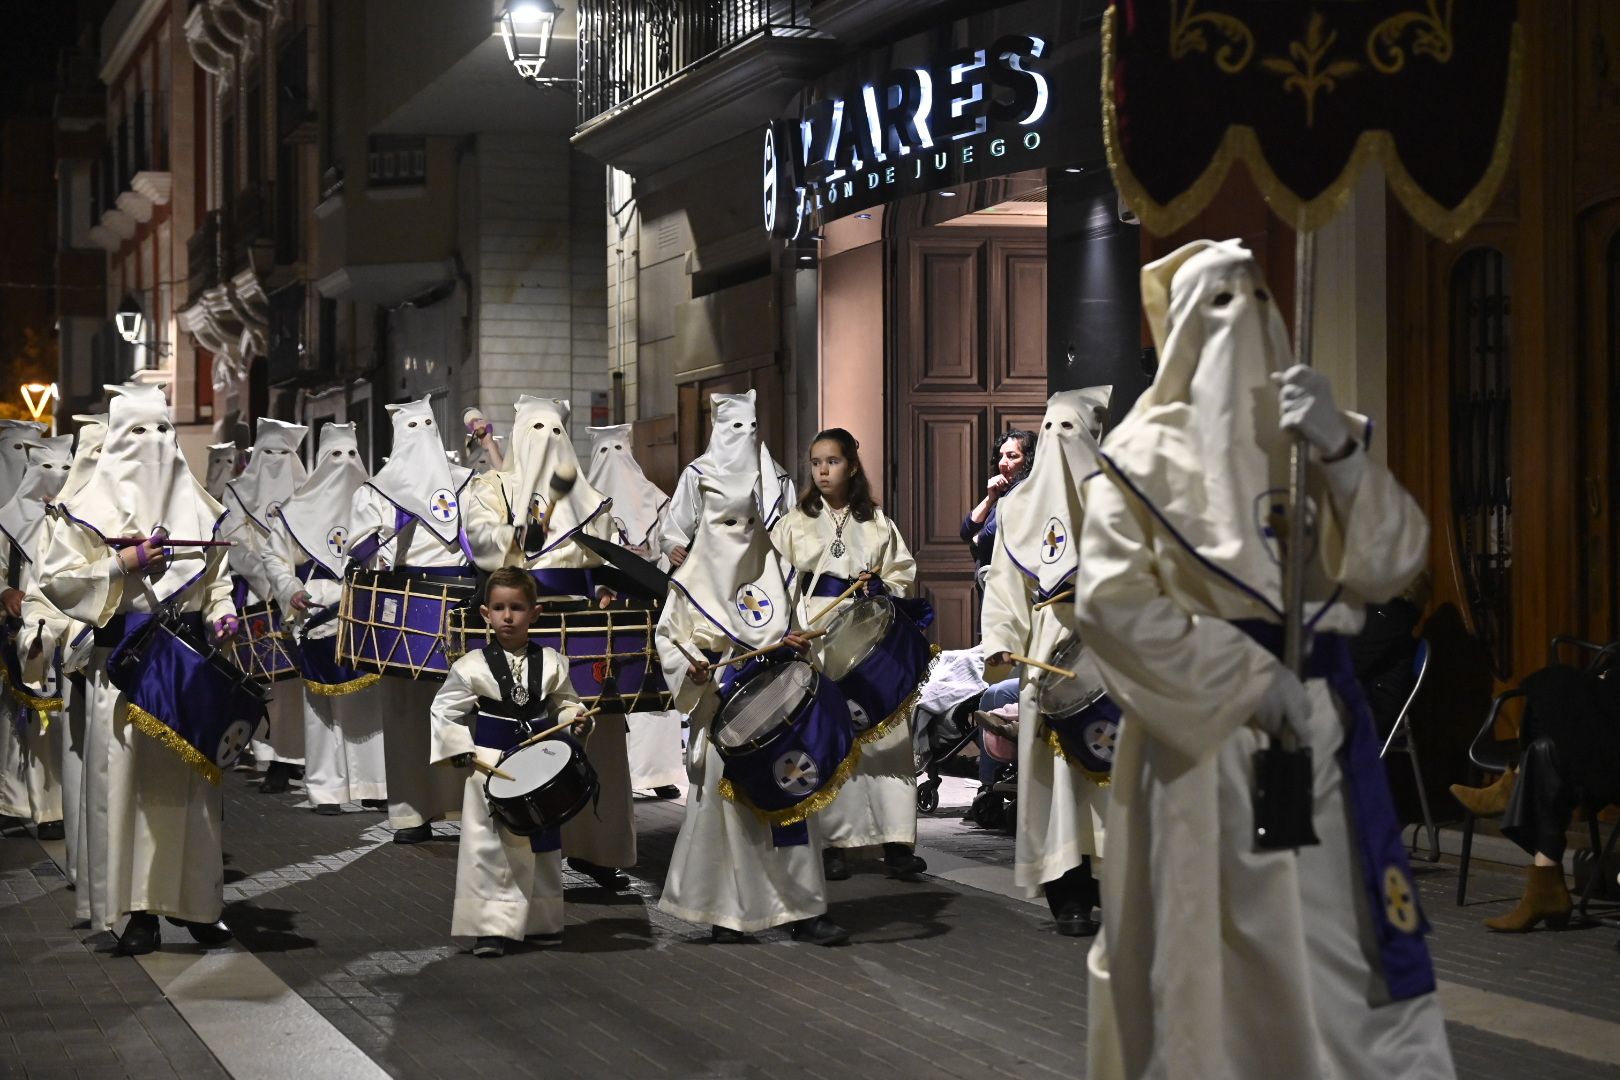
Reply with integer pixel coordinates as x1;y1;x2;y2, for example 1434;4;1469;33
1170;0;1255;73
1261;13;1362;128
124;702;223;785
1367;0;1455;74
1103;8;1524;242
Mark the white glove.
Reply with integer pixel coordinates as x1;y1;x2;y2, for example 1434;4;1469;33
1253;665;1310;739
1272;365;1352;457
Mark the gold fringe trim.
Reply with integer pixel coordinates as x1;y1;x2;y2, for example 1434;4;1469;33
719;739;865;829
303;672;382;697
0;660;62;728
1101;9;1525;242
124;702;223;786
1044;725;1111;789
854;645;941;748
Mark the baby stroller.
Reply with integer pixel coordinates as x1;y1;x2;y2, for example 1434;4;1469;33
912;647;1008;813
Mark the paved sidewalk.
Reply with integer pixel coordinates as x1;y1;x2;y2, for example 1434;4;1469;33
2;770;1619;1078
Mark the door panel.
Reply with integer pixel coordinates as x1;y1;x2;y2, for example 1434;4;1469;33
995;246;1049;391
908;238;985;391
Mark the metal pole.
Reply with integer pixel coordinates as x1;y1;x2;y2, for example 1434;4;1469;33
1282;221;1317;675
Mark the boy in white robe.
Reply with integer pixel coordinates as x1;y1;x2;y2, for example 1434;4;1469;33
346;397;473;843
981;389;1114;936
1076;239;1453;1080
654;473;846;945
40;385;239;956
659;390;795;566
464;397;637;889
430;566;589;957
221;419;309;792
261;423;387;813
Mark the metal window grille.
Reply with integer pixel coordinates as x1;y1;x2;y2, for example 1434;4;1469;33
1449;247;1513;676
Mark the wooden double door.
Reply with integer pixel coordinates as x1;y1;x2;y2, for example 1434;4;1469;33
888;227;1050;649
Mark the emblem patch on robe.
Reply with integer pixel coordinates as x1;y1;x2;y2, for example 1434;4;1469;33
429;488;459;523
773;749;820;794
1383;866;1420;933
1040;517;1069;564
1254;489;1318;566
325;526;347;557
734;583;775;627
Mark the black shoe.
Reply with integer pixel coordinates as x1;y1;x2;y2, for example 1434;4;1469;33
882;844;928;880
360;799;388;811
567;858;630;890
653;785;681;800
393;823;434;844
1056;906;1101;938
258;762;292;794
472;936;508;958
530;931;563;948
710;925;749;944
312;804;342;816
115;913;160;956
35;820;64;841
789;916;850;946
822;848;851;881
167;918;232;947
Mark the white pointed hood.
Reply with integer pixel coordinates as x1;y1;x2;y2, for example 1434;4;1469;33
276;422;369;578
670;471;791;650
687;389;794;527
204;442;241;498
224;418;308;531
0;420;46;503
58;385;225;601
587;424;669;549
998;387;1111;597
0;435;73;562
364;397;472;545
494;396;611;553
56;415;107;508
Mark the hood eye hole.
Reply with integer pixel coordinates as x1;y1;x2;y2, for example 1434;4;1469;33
722;517;737;526
614;444;622;451
1212;291;1234;307
424;419;434;426
131;426;147;435
533;422;542;430
732;422;742;429
1043;421;1052;430
1254;288;1270;302
408;421;418;428
1061;421;1074;430
552;427;562;435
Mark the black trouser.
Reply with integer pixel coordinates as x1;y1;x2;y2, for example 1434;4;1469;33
1042;856;1098;918
1500;736;1576;861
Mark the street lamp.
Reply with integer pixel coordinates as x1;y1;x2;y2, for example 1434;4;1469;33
115;296;146;344
499;1;560;80
20;382;58;435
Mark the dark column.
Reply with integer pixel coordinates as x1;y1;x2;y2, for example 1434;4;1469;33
1045;167;1147;421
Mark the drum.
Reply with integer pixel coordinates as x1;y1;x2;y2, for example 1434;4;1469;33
336;569;478;680
231;600;299;683
106;613;271;785
485;736;598;836
1036;636;1119;784
711;659;855;825
819;595;933;735
447;603;670;711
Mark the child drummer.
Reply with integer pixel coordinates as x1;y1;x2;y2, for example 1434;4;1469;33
429;566;592;958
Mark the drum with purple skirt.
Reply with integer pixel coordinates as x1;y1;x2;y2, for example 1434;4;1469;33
1036;636;1119;785
336;569;478;681
446;604;669;711
230;599;300;683
818;595;934;735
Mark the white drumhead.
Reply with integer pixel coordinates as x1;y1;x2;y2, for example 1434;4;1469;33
486;741;571;797
1037;637;1108;715
715;661;813;749
819;597;893;681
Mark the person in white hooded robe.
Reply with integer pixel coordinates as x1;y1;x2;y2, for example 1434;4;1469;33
261;423;387;813
0;435;74;835
659;390;795;567
585;423;682;798
653;472;848;945
980;388;1113;937
40;385;238;955
203;442;241;500
346;397;473;843
1075;239;1453;1080
464;397;636;889
221;419;309;792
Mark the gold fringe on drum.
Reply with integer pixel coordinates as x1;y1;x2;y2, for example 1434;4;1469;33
854;645;941;750
1043;726;1112;788
718;740;865;829
303;671;382;697
124;702;223;786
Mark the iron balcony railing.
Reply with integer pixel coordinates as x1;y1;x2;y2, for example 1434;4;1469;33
576;0;813;126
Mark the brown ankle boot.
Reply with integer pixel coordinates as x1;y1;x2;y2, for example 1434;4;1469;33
1450;768;1517;818
1484;864;1573;932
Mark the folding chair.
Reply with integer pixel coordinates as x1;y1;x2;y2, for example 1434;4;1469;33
1379;639;1438;861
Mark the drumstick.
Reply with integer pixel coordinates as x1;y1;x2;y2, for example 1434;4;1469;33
512;706;604;752
809;575;869;627
673;641;704;667
722;629;828;668
1007;653;1077;680
466;758;515;782
1032;589;1074;611
107;537;236;548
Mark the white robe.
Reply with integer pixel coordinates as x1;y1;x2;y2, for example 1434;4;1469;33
348;486;469;829
260;514;387;806
221;507;305;769
1075;449;1453;1080
653;594;827;932
625;710;683;790
772;507;921;847
0;553;63;824
38;524;236;930
429;647;582;939
980;527;1108;896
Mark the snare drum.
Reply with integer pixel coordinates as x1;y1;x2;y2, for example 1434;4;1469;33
485;736;598;836
711;659;856;826
447;604;670;711
1036;637;1119;784
106;613;271;785
819;595;933;736
336;569;477;680
231;600;299;683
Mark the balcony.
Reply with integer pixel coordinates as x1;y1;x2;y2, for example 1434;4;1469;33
266;282;306;386
187;210;224;310
572;0;835;175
